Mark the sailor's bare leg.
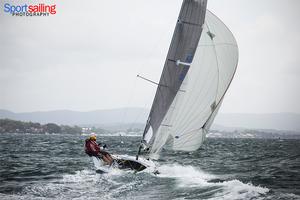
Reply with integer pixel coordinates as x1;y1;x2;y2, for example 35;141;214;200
100;151;114;165
106;154;114;163
103;155;113;165
101;155;111;165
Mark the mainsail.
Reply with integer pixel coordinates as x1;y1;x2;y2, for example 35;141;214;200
138;0;238;159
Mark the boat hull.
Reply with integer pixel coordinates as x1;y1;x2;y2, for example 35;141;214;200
92;154;157;174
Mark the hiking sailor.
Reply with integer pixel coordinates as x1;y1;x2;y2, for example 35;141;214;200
85;133;114;165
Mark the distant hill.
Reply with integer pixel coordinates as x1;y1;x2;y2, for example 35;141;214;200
0;108;148;126
0;108;300;132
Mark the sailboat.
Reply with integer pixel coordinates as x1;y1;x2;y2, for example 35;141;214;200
92;0;238;173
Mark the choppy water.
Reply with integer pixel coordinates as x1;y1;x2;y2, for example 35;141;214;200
0;133;299;200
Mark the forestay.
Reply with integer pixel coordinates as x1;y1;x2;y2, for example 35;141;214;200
139;2;238;158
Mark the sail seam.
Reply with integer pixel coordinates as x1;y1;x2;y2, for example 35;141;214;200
167;59;177;63
198;43;238;47
178;20;202;27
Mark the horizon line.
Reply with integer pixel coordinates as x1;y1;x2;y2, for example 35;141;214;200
0;108;300;115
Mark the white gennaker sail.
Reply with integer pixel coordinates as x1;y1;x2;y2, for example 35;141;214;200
138;6;238;158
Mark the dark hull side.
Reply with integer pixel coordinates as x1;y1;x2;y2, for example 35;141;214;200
115;158;147;172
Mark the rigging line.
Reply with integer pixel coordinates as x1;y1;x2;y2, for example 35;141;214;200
137;74;186;93
137;74;166;87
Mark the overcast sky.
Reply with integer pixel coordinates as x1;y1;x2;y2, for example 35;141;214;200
0;0;299;114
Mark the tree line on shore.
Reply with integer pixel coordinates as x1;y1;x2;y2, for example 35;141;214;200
0;118;82;134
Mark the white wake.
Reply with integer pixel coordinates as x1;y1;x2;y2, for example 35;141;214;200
156;163;269;200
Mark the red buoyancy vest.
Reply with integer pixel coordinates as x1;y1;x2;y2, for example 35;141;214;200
85;139;100;156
